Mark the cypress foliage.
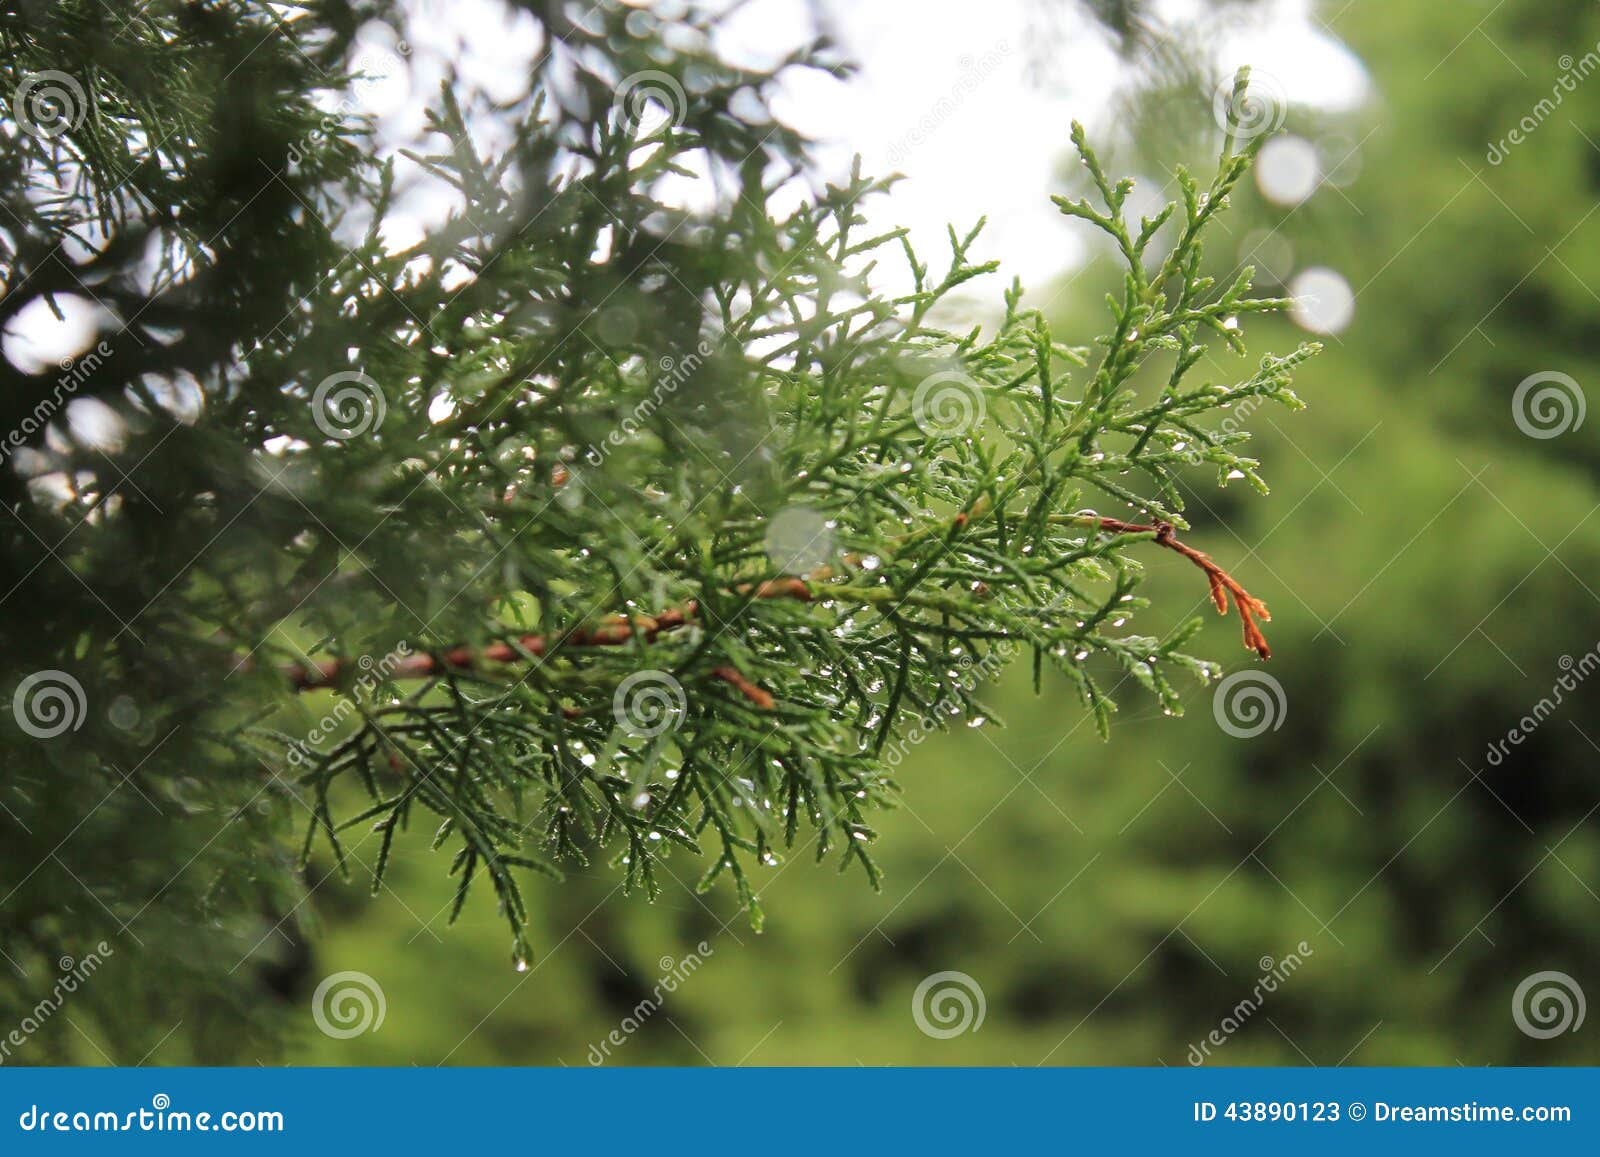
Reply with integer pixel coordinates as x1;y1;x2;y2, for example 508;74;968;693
0;2;1308;1054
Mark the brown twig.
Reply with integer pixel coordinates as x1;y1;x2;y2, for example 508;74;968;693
1094;517;1272;659
273;577;813;695
710;666;775;709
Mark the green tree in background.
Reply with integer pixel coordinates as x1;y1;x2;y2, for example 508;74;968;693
0;1;1309;1062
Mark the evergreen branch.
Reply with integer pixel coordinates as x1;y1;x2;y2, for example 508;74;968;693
1079;516;1274;659
270;579;815;690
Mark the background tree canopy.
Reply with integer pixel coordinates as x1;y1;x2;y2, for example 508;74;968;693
3;0;1598;1068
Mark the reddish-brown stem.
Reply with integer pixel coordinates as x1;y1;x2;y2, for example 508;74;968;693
272;577;812;696
711;666;775;709
1095;517;1273;660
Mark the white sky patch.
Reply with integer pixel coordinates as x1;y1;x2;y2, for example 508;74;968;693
714;0;1370;296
